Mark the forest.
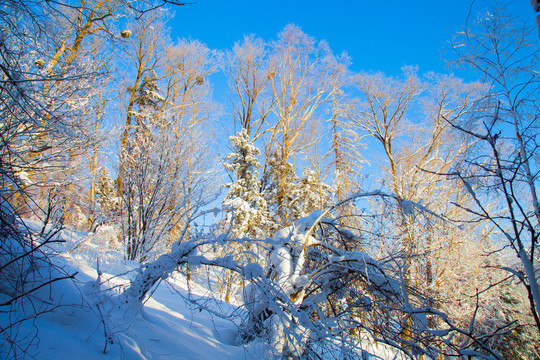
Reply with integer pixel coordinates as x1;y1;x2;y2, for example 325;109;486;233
1;0;539;359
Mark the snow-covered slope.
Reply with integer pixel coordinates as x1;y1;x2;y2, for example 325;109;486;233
4;227;254;360
2;223;405;360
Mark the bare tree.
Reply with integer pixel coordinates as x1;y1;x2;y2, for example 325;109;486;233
343;65;529;353
262;25;340;226
222;34;274;141
446;2;540;340
0;1;188;356
0;0;114;356
117;14;217;261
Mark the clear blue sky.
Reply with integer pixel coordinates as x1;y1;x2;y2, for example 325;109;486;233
166;0;534;199
170;0;535;76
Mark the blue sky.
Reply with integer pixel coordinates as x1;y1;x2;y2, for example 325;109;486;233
171;0;535;76
165;1;534;200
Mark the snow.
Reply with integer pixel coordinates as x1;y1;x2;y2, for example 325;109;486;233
1;228;249;360
1;221;409;360
26;283;246;359
242;262;264;280
242;281;270;320
269;246;292;288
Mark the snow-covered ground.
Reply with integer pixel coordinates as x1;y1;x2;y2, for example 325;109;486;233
2;223;402;360
2;225;262;360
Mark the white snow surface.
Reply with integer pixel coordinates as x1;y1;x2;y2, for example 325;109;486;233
5;226;253;360
3;222;403;360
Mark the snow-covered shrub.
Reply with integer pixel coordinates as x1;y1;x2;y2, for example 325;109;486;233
233;199;515;359
117;36;216;263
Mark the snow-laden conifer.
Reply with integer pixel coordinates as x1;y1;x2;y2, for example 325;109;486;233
261;150;298;229
223;129;269;238
290;168;332;220
96;167;117;216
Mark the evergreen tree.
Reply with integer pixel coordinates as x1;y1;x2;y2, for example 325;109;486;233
95;167;117;218
262;156;333;226
261;150;298;229
290;168;332;220
223;129;269;238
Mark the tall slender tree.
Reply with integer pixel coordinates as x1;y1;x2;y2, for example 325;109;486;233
263;25;339;226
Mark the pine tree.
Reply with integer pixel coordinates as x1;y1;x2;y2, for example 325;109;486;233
261;150;298;230
261;155;333;226
95;167;117;217
223;129;269;238
290;168;332;220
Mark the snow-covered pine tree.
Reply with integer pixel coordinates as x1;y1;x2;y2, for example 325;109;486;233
261;150;298;230
220;129;269;302
95;167;117;219
290;168;332;220
223;129;269;239
262;155;333;227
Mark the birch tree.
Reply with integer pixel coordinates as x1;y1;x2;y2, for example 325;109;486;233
222;35;273;141
263;25;338;226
